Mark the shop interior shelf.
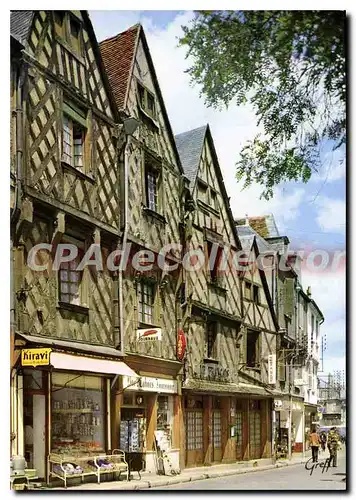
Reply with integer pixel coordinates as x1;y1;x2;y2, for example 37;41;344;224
52;408;95;414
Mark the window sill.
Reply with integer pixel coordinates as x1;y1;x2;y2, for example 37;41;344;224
61;161;95;184
143;207;166;224
138;105;160;129
203;358;219;364
55;36;85;65
138;321;161;329
197;200;220;218
208;281;227;294
57;302;89;315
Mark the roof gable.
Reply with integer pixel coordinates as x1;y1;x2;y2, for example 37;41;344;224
99;24;139;111
100;24;182;173
175;125;207;186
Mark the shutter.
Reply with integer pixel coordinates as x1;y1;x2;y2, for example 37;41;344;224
284;278;294;317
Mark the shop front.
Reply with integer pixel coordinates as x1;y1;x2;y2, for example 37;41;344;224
12;340;139;482
119;365;182;474
182;382;273;468
304;403;318;451
274;397;304;457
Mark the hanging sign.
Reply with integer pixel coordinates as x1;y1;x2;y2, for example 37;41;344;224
176;329;186;361
268;354;276;385
137;328;162;341
21;348;52;367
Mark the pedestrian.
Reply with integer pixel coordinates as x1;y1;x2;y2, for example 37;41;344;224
327;427;340;467
320;431;327;452
309;427;321;463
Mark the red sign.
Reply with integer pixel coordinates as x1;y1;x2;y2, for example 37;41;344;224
177;329;186;361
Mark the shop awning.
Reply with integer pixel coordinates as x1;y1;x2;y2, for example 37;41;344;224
50;352;138;377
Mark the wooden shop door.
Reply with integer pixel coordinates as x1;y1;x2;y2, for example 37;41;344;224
210;410;222;462
185;410;204;467
249;410;262;459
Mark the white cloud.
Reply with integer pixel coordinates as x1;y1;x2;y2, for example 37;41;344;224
315;197;346;233
309;149;346;184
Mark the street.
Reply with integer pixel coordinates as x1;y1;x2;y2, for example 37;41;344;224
152;454;347;491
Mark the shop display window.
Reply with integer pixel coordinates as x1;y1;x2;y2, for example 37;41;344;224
156;395;173;451
51;372;106;454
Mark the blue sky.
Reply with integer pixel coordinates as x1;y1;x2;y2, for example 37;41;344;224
89;10;346;377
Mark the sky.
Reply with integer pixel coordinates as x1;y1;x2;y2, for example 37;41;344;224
89;10;346;378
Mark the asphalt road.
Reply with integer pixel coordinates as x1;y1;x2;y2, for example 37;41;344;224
152;454;347;491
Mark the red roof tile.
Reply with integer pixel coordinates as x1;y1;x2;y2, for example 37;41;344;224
99;24;140;111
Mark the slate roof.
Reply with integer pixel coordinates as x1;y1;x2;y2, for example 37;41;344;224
236;225;274;254
175;125;207;186
99;24;139;110
10;10;33;45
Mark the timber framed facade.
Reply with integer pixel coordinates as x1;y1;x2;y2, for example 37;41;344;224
175;125;280;468
10;10;137;483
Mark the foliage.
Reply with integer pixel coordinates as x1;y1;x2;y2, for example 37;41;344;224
180;11;346;199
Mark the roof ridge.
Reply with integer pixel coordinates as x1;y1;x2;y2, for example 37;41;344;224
99;23;141;46
175;124;208;138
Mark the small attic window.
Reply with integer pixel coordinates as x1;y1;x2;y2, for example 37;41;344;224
54;11;65;38
137;81;156;119
54;11;82;57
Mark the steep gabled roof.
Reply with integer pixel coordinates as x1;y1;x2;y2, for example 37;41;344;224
99;24;139;111
10;10;119;122
236;225;273;254
176;124;241;250
99;24;183;173
10;10;33;45
175;125;207;186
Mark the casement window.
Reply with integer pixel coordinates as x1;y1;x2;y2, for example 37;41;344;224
210;189;218;211
137;82;156;119
207;241;223;284
54;11;83;57
62;102;87;171
58;244;84;306
246;329;260;368
146;170;158;211
245;281;252;300
206;321;217;359
253;284;260;304
197;180;208;204
138;281;155;325
144;154;161;213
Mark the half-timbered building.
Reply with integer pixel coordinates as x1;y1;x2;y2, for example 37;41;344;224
10;10;140;481
100;24;185;472
175;125;280;468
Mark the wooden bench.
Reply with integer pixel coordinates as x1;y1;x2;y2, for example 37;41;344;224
48;450;129;488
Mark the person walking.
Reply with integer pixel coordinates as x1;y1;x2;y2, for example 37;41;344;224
327;427;340;467
309;427;321;463
320;431;327;452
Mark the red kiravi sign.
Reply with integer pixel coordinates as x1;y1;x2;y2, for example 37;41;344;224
177;329;186;361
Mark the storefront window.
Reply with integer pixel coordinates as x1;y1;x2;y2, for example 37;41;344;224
51;373;106;454
156;395;173;451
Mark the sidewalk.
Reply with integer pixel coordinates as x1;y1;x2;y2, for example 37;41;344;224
51;450;315;491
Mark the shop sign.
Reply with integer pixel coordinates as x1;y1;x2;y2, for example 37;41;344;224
176;329;186;361
137;328;162;342
199;363;230;382
268;354;276;384
21;348;52;367
123;375;177;394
